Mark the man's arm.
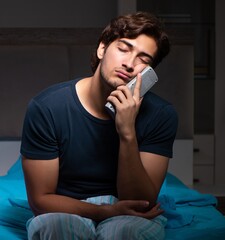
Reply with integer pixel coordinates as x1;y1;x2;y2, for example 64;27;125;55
22;157;163;220
117;136;168;207
107;74;169;207
22;157;106;219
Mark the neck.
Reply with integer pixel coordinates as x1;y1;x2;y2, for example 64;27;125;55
76;71;112;119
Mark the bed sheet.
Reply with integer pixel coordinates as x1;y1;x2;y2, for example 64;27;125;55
0;156;225;240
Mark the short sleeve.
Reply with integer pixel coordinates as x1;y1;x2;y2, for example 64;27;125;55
20;99;59;159
138;104;178;158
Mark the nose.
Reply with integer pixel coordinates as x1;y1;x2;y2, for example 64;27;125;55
122;55;135;73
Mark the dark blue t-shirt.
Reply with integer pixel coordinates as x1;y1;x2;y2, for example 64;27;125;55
21;78;178;199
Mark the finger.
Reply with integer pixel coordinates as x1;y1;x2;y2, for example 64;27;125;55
117;85;133;99
133;73;142;100
125;200;150;212
151;202;161;210
109;89;127;103
139;205;164;219
148;203;164;216
148;209;164;219
131;207;163;220
106;95;121;110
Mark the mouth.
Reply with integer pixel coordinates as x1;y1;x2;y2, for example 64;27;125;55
115;70;133;82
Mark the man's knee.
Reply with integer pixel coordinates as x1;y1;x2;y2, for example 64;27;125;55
97;215;166;240
27;213;96;240
27;214;57;240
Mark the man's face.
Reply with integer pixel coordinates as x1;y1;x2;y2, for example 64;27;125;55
97;34;158;90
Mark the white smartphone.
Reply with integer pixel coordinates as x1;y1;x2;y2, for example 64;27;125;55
105;66;158;118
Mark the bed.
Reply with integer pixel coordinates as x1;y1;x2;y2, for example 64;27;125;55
1;156;225;240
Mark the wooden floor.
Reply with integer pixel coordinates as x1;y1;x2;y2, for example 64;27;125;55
216;197;225;215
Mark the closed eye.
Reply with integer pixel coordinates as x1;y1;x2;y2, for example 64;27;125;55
138;52;153;65
117;39;154;65
139;56;152;65
118;47;129;52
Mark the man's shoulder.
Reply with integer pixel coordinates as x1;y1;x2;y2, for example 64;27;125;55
144;91;171;105
26;78;82;115
141;91;175;112
138;91;178;125
33;79;78;103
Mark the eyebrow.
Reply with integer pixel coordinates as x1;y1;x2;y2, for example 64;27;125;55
118;39;154;62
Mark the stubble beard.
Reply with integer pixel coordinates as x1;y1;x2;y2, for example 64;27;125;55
100;65;118;92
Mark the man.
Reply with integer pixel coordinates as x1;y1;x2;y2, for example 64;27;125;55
21;12;178;239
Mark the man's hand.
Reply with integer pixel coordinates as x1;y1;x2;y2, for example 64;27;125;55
108;200;163;220
107;73;142;139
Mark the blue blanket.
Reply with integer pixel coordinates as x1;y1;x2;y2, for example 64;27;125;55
0;156;225;239
158;172;218;229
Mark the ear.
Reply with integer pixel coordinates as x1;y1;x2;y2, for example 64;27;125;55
97;42;105;59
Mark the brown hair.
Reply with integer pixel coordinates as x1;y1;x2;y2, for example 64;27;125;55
90;12;170;72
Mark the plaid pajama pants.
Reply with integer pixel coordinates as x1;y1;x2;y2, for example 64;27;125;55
27;195;167;240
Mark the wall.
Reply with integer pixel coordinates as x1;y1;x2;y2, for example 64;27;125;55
0;39;97;137
0;0;194;140
0;0;117;138
0;141;21;175
215;0;225;185
137;0;215;134
0;1;194;183
0;34;193;139
0;0;117;28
